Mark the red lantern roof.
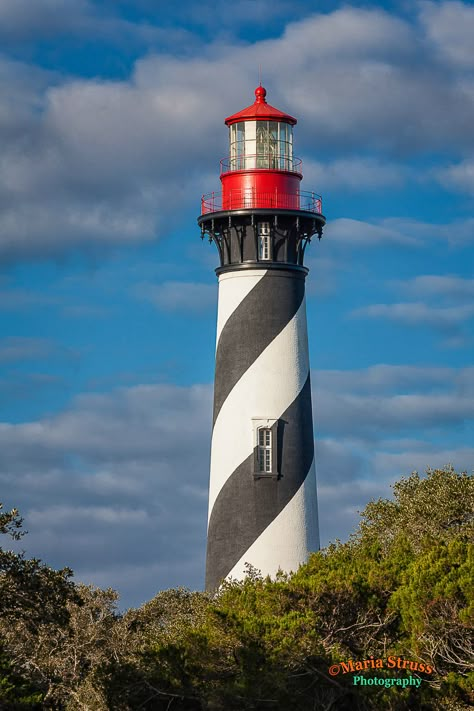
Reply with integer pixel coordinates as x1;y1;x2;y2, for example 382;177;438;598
224;86;297;126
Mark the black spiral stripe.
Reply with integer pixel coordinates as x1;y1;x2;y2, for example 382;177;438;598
212;270;306;427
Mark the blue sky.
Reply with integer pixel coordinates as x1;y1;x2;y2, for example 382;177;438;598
0;0;473;609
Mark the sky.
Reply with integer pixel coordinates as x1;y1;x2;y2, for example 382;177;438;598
0;0;473;610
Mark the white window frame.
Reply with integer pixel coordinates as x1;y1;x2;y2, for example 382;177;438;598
258;222;271;260
252;417;279;478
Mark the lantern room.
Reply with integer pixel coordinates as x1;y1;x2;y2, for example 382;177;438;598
224;85;296;172
220;86;302;211
200;86;323;215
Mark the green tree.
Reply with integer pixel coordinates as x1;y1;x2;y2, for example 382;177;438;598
0;503;78;627
0;502;80;708
356;466;474;552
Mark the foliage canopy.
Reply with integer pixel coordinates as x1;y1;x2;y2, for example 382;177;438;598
0;466;472;710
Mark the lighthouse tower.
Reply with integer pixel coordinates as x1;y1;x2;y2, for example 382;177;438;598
199;86;325;591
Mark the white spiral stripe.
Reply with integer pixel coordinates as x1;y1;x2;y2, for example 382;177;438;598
215;269;267;348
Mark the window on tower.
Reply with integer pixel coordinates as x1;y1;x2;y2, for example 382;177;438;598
258;222;271;260
252;417;279;479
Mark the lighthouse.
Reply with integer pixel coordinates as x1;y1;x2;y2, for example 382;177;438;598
199;86;325;591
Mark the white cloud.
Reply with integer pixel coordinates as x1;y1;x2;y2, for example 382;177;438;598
135;281;216;313
28;504;150;526
313;364;474;437
313;361;474;540
279;8;474;154
324;218;422;247
318;436;474;544
373;446;474;480
348;270;474;349
393;275;474;300
350;301;474;348
315;364;468;394
0;382;213;602
281;6;415;61
314;217;474;250
351;301;474;328
1;383;213;466
419;1;474;69
0;0;94;39
303;157;408;191
437;158;474;194
315;388;474;438
77;557;205;610
0;336;55;363
0;201;158;261
0;0;192;47
318;474;395;544
380;217;474;248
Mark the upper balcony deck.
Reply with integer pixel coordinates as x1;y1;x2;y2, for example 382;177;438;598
200;188;323;216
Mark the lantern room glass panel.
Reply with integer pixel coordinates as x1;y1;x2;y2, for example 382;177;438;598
244;122;256;169
230;122;246;170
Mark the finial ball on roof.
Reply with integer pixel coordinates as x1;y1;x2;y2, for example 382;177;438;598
255;85;267;103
